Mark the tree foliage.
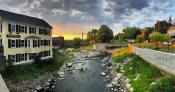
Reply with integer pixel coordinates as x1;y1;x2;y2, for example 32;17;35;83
136;35;144;43
142;27;155;40
123;26;140;39
97;25;113;42
114;33;125;40
87;29;98;41
73;37;82;46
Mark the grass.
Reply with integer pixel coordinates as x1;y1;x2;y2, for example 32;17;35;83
112;49;175;92
81;44;93;51
3;49;71;81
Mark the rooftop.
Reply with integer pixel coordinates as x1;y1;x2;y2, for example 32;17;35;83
0;9;52;28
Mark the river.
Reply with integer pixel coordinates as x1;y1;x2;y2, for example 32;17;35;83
53;52;111;92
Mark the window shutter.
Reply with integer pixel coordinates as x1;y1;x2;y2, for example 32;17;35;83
25;26;27;33
25;39;27;47
35;28;36;34
33;40;35;48
38;40;40;47
16;54;18;62
16;39;18;48
8;55;11;61
16;25;18;33
18;25;21;33
25;53;27;60
18;39;21;47
29;27;31;33
8;24;11;32
8;39;11;48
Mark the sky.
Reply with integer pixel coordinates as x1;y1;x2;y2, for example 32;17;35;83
0;0;175;40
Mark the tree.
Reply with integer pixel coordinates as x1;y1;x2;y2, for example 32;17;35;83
155;21;171;34
123;26;140;39
142;27;154;40
136;35;144;43
73;37;82;46
87;29;98;42
97;25;113;42
114;33;125;40
149;32;164;49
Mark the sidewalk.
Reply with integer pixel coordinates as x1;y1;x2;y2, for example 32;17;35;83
0;74;9;92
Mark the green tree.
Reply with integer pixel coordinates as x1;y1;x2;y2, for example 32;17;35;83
114;33;125;40
73;37;82;46
155;21;171;34
87;29;98;41
97;25;113;42
149;32;165;49
136;35;144;43
123;26;140;39
142;27;155;40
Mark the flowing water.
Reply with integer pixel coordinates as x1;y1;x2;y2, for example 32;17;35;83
53;52;111;92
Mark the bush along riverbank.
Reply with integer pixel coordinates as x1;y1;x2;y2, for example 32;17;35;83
112;49;175;92
3;49;72;92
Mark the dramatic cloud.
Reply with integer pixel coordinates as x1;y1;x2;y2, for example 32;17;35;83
0;0;174;39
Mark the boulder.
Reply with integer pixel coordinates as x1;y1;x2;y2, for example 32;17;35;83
67;63;73;67
106;83;113;88
58;72;65;78
100;72;106;76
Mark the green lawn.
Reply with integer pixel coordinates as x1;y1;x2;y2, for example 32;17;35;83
113;50;175;92
3;49;71;81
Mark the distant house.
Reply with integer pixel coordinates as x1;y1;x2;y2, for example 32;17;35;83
52;36;64;48
167;26;175;38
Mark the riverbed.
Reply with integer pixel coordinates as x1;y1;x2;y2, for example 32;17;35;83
53;52;111;92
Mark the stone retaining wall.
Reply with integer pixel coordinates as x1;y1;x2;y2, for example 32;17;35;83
130;45;175;75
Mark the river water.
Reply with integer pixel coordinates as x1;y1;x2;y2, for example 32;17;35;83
53;52;111;92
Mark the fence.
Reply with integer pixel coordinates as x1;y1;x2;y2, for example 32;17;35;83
129;44;175;75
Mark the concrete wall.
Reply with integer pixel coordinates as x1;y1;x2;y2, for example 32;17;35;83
131;45;175;75
93;43;106;51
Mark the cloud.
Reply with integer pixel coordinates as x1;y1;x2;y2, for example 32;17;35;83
0;0;174;37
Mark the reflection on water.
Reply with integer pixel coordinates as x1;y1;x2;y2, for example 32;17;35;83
53;59;111;92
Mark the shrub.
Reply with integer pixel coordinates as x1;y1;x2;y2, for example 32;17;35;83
4;59;15;76
148;76;175;92
34;55;42;67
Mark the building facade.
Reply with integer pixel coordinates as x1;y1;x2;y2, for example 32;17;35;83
155;20;172;34
52;36;64;48
0;10;53;65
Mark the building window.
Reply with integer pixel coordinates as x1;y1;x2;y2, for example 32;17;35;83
21;40;25;47
11;40;16;48
39;28;44;34
40;40;44;46
39;51;44;57
20;25;25;33
9;55;16;62
28;40;30;47
29;27;36;34
11;24;16;32
33;40;38;47
29;53;36;60
20;54;25;61
45;29;50;35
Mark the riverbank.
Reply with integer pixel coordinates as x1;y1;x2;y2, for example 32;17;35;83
112;48;175;92
4;49;71;92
